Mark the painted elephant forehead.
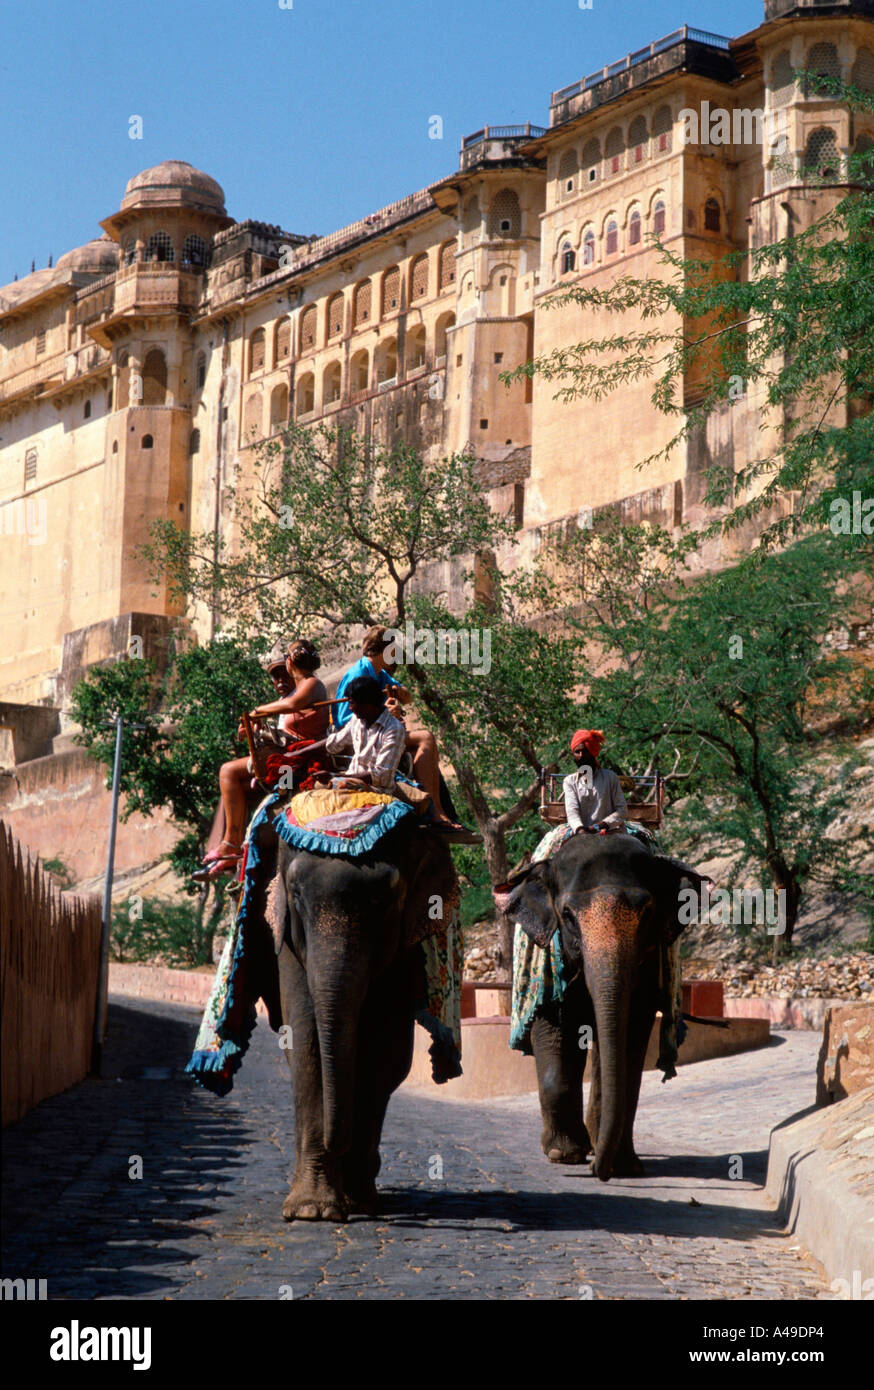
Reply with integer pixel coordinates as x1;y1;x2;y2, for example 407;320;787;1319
569;891;652;953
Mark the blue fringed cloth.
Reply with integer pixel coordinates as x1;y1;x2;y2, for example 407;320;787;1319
509;822;684;1079
186;787;462;1095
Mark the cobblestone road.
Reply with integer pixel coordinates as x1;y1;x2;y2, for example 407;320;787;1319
1;997;832;1300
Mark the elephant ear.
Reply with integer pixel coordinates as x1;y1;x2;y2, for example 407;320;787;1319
651;854;713;943
493;862;558;948
402;835;459;949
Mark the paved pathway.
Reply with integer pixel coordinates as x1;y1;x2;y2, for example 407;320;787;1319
1;997;832;1300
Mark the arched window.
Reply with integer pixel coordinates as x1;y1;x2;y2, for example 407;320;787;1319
375;338;398;386
145;231;174;263
438;241;456;290
771;51;795;107
581;137;600;185
605;127;624;174
560;241;576;274
767;136;790;193
435;312;455;359
195;350;206;389
142;348;167;405
410;253;429;300
182;234;208;268
487;189;521;239
605;220;618;256
323;361;342;404
805;41;840;98
122;241;137;267
275;317;291;361
270;384;289;428
628;115;648;164
83;399;91;419
704;198;721;232
851;47;874;93
381;266;400;316
558;148;578;197
296;372;314;416
299;305;317;351
804;126;841;181
142;434;153;449
406;324;427;370
353;279;371;326
582;228;595;265
327;292;344;339
249;328;266;375
653;200;666;235
653;106;672;154
189;428;200;455
243;391;262;440
350;349;369;393
628;210;641;246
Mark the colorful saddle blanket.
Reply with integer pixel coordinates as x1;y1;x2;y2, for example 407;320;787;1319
279;785;414;855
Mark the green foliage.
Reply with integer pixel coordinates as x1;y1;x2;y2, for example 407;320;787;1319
40;856;75;890
110;896;226;968
71;640;267;867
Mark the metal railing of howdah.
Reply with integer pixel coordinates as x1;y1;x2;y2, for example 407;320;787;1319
551;25;731;104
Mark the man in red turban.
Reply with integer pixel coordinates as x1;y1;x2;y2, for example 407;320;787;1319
564;729;627;833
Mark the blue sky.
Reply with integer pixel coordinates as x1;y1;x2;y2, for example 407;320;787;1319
1;0;763;284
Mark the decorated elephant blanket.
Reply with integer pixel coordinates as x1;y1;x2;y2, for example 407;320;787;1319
509;824;684;1081
186;788;462;1096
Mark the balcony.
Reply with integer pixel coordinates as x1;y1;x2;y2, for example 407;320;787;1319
459;123;547;170
112;263;204;316
550;25;736;126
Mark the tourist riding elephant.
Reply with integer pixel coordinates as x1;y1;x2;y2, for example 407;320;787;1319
494;833;709;1182
253;815;459;1222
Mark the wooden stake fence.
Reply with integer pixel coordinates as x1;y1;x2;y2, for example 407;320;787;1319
0;820;102;1126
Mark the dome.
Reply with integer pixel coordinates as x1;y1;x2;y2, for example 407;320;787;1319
121;161;226;214
55;238;120;273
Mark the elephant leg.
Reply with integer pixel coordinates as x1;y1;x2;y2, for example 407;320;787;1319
342;967;415;1212
276;941;349;1223
530;1005;590;1164
611;996;657;1178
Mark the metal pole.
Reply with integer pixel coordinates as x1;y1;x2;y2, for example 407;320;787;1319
91;715;123;1074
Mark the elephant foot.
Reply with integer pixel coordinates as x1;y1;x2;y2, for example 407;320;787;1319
282;1176;349;1223
542;1128;591;1165
612;1150;645;1178
346;1186;379;1217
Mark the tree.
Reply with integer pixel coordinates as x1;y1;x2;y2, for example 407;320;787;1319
549;521;874;952
71;640;269;962
142;425;583;975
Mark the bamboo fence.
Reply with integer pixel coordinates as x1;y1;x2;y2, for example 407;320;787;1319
1;820;102;1125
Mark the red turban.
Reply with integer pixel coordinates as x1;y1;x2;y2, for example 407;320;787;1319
570;728;605;757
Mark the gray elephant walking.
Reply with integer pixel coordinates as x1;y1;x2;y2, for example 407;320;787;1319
256;816;460;1222
494;833;709;1182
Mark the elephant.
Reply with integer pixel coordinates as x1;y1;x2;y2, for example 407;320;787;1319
493;832;710;1182
252;813;459;1223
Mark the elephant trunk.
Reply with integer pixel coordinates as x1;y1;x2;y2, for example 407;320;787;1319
309;958;366;1158
589;968;630;1181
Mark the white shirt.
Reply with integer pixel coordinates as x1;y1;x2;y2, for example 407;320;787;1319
325;708;406;790
563;766;627;831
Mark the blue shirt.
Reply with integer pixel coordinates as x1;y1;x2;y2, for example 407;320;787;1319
332;657;400;728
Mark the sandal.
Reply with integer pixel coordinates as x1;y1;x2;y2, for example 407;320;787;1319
203;840;244;880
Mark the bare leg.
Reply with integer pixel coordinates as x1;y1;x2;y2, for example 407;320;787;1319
204;800;226;857
404;729;455;825
218;756;251;848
